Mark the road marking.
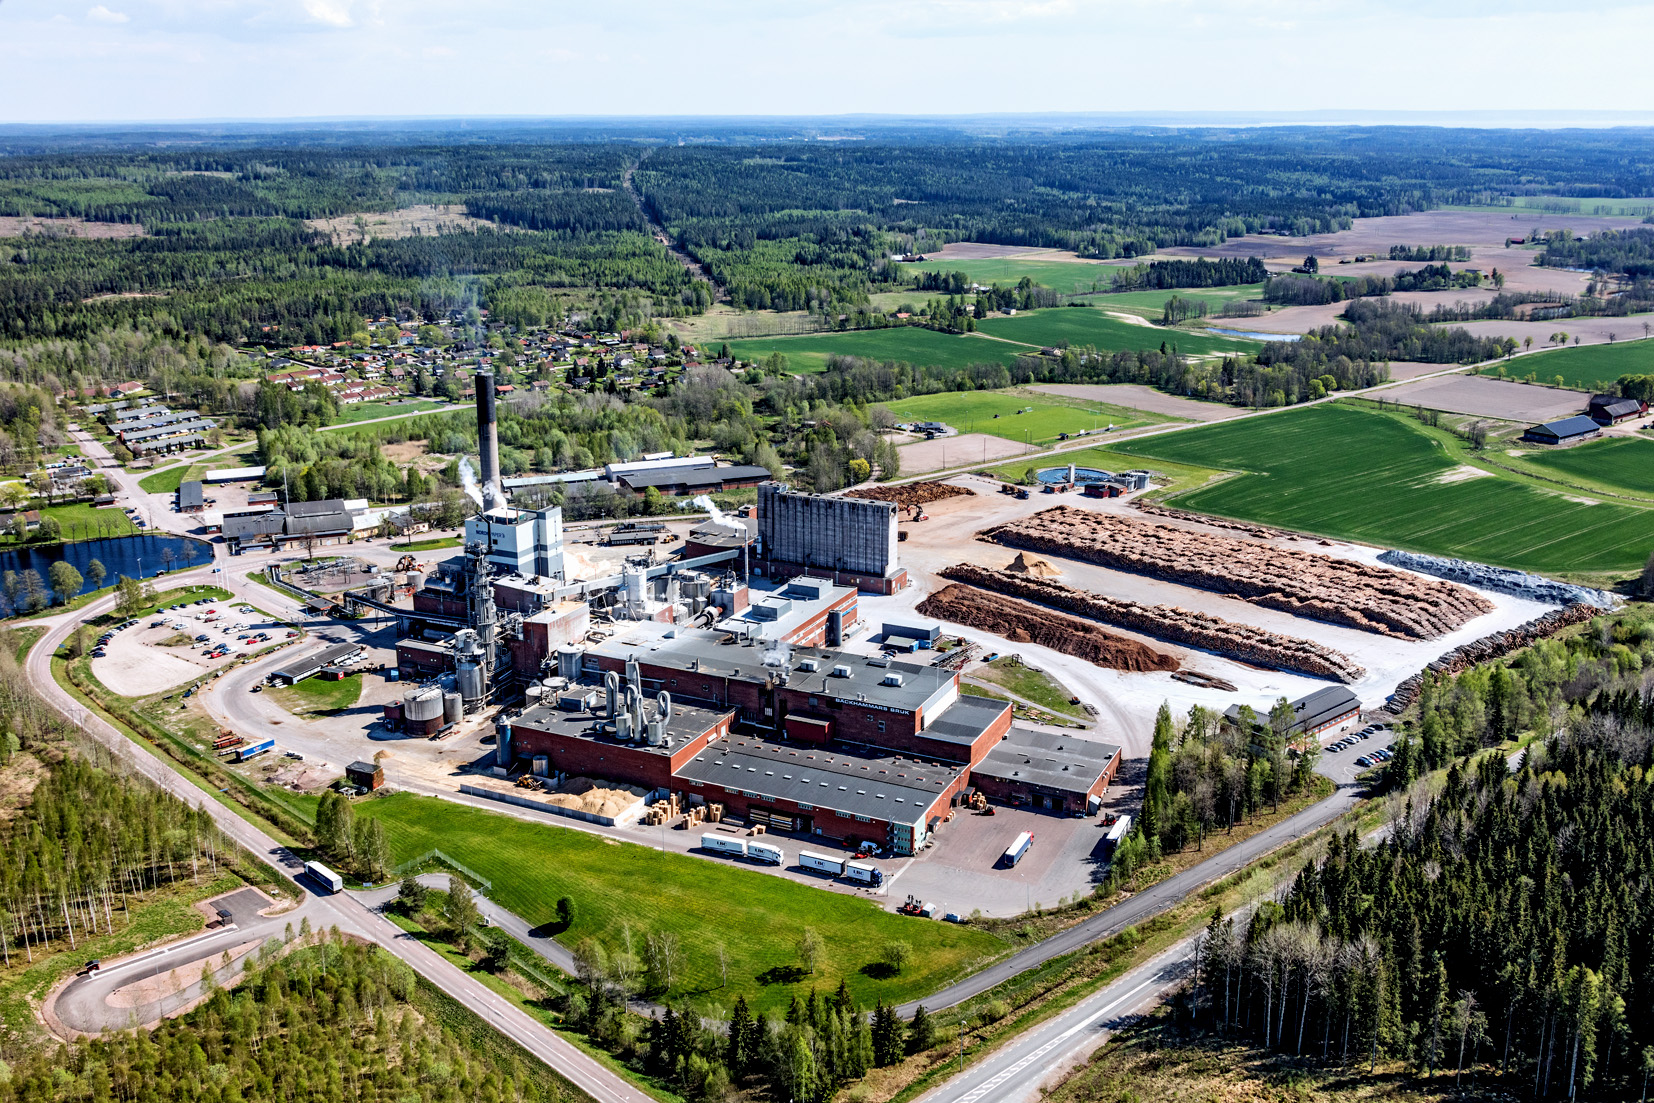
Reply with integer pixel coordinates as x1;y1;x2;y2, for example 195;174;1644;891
941;977;1155;1103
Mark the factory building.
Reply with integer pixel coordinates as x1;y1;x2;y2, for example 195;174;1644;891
507;692;736;792
970;728;1122;815
757;482;908;594
721;576;858;648
464;505;565;578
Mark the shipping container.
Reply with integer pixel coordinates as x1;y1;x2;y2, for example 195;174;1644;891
303;861;343;894
746;842;784;866
844;860;884;886
799;850;845;876
700;834;747;858
1002;831;1034;867
237;738;275;762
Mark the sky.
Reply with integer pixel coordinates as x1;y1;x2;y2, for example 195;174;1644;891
6;0;1654;124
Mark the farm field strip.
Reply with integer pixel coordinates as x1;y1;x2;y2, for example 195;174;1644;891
1111;403;1654;577
1515;435;1654;499
883;390;1176;444
897;257;1133;295
974;308;1262;357
724;327;1033;374
1480;336;1654;392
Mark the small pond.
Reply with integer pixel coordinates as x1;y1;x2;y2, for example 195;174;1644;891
0;534;213;599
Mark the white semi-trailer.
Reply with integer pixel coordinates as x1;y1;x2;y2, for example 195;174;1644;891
700;834;748;858
799;851;845;876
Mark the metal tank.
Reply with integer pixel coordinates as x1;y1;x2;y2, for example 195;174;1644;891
404;687;444;723
494;718;513;768
442;692;463;726
556;645;582;681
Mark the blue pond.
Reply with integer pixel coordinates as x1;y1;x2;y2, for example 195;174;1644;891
1036;466;1112;486
0;534;212;600
1206;328;1302;343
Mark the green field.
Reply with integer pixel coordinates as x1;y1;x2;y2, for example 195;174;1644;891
138;464;202;493
1483;338;1654;392
1520;435;1654;499
332;397;453;424
899;257;1132;295
989;444;1225;496
1;501;138;545
1081;285;1267;318
725;328;1029;373
975;308;1261;357
358;793;1006;1013
271;674;363;717
1112;402;1654;577
884;390;1173;444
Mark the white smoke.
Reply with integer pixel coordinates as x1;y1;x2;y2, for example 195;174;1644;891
459;457;484;508
761;640;792;668
692;494;746;535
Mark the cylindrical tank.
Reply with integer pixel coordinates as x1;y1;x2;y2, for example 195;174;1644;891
532;755;548;777
442;691;463;726
495;720;513;767
457;660;485;707
412;715;442;737
408;571;426;592
615;711;633;742
557;645;582;681
624;565;646;606
525;684;544;704
404;687;444;723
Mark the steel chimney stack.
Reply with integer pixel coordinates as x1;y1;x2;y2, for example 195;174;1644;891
476;369;504;510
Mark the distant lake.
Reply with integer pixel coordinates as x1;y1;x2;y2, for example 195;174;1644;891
1205;328;1303;343
0;534;213;600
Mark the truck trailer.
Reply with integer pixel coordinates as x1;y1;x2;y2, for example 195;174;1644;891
1001;831;1034;867
746;841;785;866
303;861;343;894
237;738;275;762
798;850;845;876
700;834;747;859
844;860;885;887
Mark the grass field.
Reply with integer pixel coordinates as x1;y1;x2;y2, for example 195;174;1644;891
138;464;202;493
0;501;137;545
969;656;1088;719
883;390;1173;444
391;536;463;551
1519;435;1654;498
1080;284;1267;318
270;674;362;717
1112;402;1654;577
332;397;453;424
358;793;1007;1013
988;444;1225;496
725;328;1029;374
1482;337;1654;392
898;257;1130;295
975;308;1262;357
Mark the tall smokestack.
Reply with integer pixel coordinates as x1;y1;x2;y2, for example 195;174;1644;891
476;369;503;510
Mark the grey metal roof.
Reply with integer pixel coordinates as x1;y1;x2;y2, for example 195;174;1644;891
270;642;362;681
223;511;286;540
179;481;204;509
1224;685;1360;736
285;498;353;518
510;698;733;760
283;509;354;536
1528;415;1600;439
676;735;960;826
130;434;204;454
619;465;772;490
921;693;1012;751
973;727;1121;796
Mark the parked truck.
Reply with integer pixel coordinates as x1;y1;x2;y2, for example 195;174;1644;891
844;860;885;887
798;850;845;876
236;738;275;762
303;861;343;894
1001;831;1035;867
700;834;747;859
746;841;785;866
1104;814;1133;852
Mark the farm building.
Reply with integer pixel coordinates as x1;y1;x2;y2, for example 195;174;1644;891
1522;415;1602;446
1587;394;1647;425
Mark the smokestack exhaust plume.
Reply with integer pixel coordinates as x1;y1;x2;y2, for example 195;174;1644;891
476;370;504;510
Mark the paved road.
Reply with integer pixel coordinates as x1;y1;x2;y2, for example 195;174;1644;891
894;775;1364;1015
21;576;646;1103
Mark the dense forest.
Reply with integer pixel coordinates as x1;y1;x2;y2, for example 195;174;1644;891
1539;227;1654;278
1187;608;1654;1099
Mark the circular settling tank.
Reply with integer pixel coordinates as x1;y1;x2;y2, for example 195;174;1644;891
1036;466;1112;485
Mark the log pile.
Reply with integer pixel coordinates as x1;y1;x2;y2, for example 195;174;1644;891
982;506;1491;640
1385;602;1597;712
940;564;1367;683
846;482;974;508
916;584;1181;674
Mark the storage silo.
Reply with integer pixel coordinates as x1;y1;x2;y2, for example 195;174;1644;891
556;645;582;681
494;718;513;768
442;691;463;727
404;687;445;737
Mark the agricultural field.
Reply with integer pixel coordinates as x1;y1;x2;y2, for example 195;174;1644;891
1518;435;1654;499
358;793;1007;1014
1112;402;1654;578
975;308;1262;357
1081;284;1267;319
1481;337;1654;392
884;390;1175;445
898;256;1131;295
724;327;1028;373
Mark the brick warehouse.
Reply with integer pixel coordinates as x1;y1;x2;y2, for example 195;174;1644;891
503;624;1121;853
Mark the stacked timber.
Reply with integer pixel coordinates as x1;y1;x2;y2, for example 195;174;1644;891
982;506;1492;640
938;564;1367;683
1385;602;1597;712
918;583;1181;674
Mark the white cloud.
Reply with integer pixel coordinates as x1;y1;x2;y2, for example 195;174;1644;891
86;4;130;22
301;0;353;27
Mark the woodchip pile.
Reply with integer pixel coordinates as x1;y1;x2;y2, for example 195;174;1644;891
845;481;974;508
983;506;1492;640
917;584;1180;674
1384;602;1597;712
940;564;1367;683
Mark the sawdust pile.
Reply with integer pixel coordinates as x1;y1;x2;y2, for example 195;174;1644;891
1003;551;1060;578
982;506;1490;640
845;482;974;508
543;776;649;819
940;564;1366;683
918;584;1180;674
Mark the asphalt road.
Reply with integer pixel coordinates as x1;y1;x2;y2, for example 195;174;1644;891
22;572;650;1103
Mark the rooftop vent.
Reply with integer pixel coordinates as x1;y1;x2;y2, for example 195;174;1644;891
799;658;820;673
832;664;852;678
882;673;905;687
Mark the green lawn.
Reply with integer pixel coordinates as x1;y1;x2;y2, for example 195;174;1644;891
898;257;1132;295
270;674;363;717
391;536;464;551
332;397;453;424
1080;285;1267;318
0;501;137;545
725;328;1030;374
883;390;1172;445
1112;402;1654;578
1520;435;1654;498
988;445;1224;496
1482;337;1654;392
969;657;1088;719
357;793;1007;1014
975;308;1262;357
138;464;202;493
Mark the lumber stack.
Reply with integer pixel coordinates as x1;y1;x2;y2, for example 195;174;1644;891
1385;602;1596;711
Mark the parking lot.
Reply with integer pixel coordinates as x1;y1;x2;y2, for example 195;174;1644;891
91;598;298;696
